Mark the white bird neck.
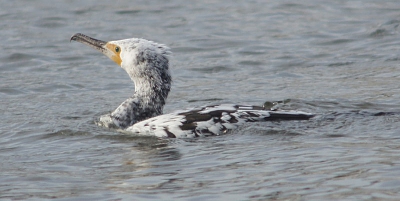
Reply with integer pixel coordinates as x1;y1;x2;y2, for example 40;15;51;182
132;74;171;109
110;64;171;129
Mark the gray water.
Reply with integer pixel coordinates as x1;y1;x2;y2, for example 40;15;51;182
1;0;400;200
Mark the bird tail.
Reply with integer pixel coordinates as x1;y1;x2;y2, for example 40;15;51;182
266;110;315;121
236;105;314;121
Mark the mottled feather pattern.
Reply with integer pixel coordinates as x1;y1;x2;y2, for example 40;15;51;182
125;104;313;138
71;33;314;138
105;38;172;129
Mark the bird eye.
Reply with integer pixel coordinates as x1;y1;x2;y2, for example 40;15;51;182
115;46;120;53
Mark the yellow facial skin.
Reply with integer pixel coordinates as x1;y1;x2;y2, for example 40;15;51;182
105;43;122;66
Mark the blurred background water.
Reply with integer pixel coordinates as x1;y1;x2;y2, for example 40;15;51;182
1;0;400;200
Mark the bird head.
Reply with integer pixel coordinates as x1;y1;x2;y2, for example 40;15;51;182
70;33;171;81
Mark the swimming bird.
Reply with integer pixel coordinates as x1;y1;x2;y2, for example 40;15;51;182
70;33;314;138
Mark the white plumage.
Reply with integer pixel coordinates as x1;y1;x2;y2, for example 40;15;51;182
125;104;313;138
70;33;314;138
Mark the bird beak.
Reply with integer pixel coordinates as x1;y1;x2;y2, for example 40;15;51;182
70;33;122;66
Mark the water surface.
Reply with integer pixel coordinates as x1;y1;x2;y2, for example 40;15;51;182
1;0;400;200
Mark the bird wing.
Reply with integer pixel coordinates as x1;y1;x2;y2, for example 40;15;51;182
125;104;314;138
